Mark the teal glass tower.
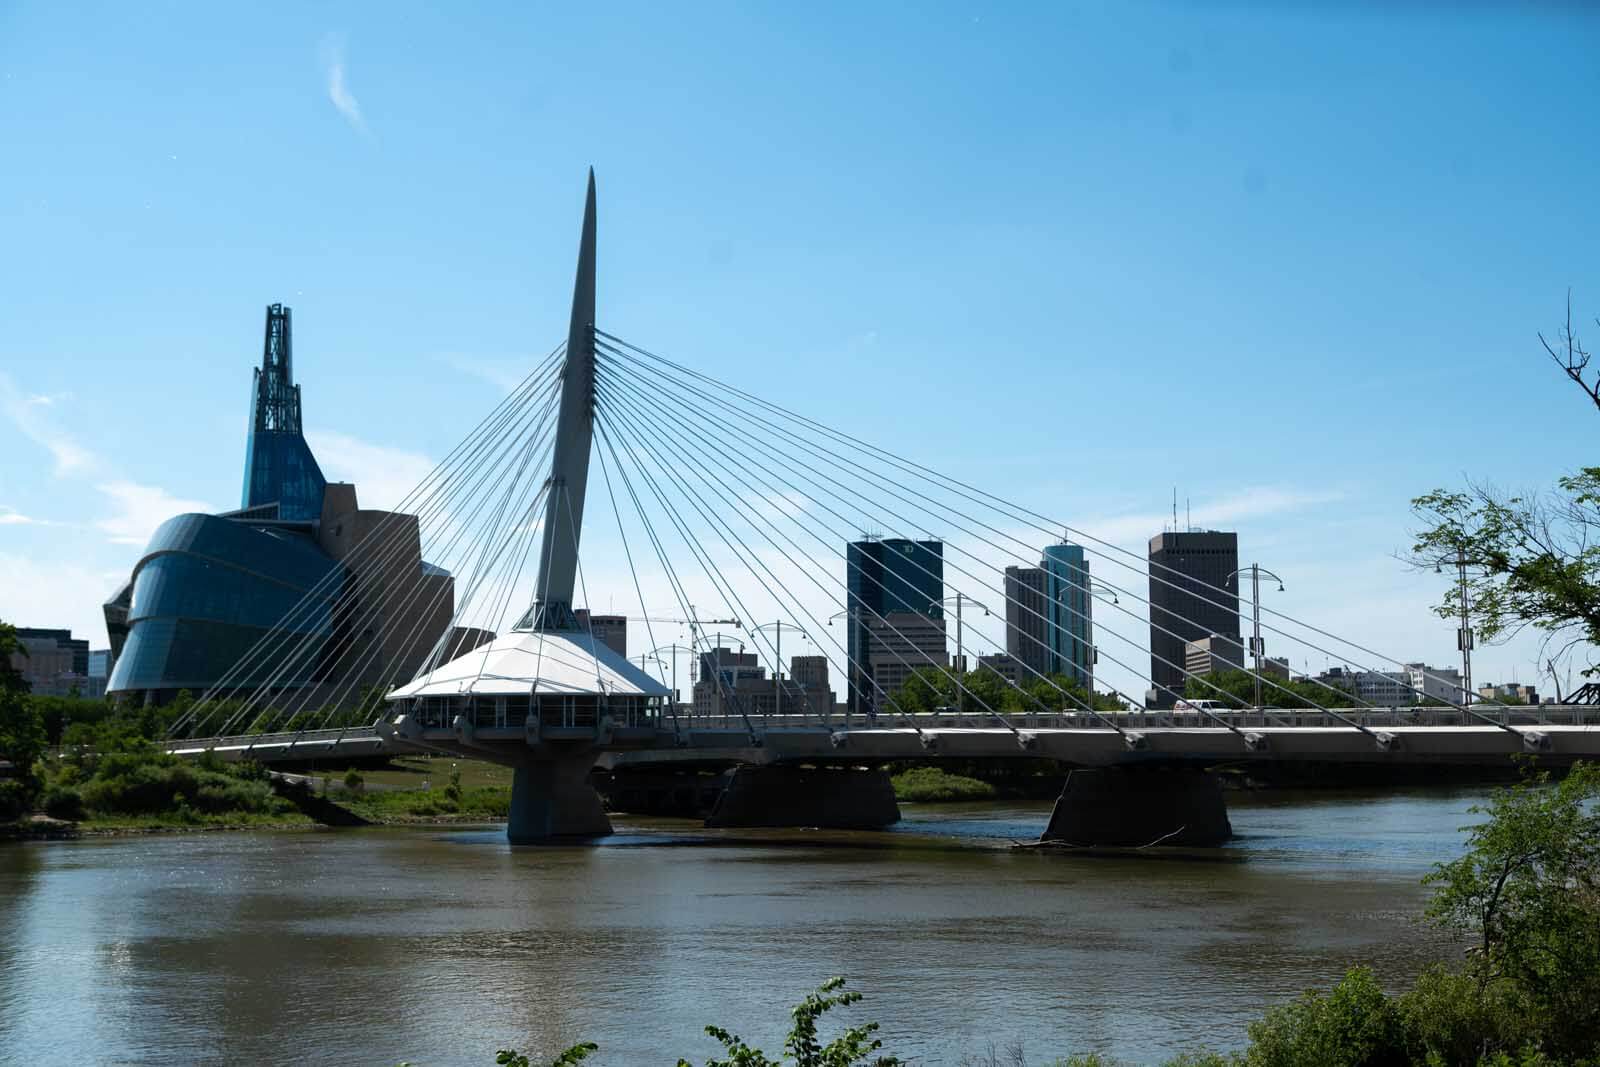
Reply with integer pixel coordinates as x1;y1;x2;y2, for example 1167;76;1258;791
1041;542;1093;689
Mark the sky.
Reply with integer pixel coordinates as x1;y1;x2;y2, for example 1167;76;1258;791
2;3;1597;701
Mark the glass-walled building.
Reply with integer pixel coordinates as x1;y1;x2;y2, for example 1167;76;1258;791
845;537;944;715
105;304;453;707
1042;542;1093;689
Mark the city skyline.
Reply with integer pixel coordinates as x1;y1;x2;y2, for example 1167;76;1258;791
3;5;1597;698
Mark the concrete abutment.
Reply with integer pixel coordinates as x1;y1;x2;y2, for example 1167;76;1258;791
1042;767;1232;847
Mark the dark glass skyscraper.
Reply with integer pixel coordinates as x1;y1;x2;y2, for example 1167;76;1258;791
845;537;943;714
1147;530;1240;707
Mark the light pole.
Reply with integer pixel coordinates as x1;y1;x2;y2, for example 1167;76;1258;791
647;643;696;713
1226;563;1285;709
752;621;810;717
635;653;668;722
694;631;744;723
828;607;861;721
1433;547;1474;704
928;594;991;676
1073;579;1118;698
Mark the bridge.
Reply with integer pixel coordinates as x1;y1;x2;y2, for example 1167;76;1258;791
162;170;1600;846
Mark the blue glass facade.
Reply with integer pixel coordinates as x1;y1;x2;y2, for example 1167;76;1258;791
1041;542;1092;687
242;430;326;521
106;512;343;697
845;538;943;714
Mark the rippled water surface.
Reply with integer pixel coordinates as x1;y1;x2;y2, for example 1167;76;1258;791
0;788;1486;1066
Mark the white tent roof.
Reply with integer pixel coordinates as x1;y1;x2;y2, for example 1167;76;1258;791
387;629;671;700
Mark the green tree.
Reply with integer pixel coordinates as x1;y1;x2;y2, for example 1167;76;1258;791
1421;761;1600;1058
1183;670;1350;710
0;621;46;818
1408;300;1600;691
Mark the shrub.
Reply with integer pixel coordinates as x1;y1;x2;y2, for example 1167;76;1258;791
343;768;365;793
42;785;85;821
891;766;996;803
1240;967;1407;1067
0;778;32;821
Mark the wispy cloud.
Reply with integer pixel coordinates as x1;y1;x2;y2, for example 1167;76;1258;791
306;431;435;512
447;354;543;395
93;482;215;546
0;505;60;527
0;372;95;475
320;34;367;134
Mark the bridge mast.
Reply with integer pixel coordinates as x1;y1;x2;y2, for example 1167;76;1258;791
529;168;598;631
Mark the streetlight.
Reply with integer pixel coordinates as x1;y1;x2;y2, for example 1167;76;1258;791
1430;547;1474;705
752;621;811;718
928;594;991;676
1069;579;1118;698
646;643;696;713
692;631;744;723
1225;563;1286;709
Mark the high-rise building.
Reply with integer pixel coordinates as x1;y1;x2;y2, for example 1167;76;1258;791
846;538;943;714
1004;542;1094;688
1004;565;1050;678
103;305;455;707
861;611;948;705
574;611;627;659
1042;542;1093;688
1147;530;1240;708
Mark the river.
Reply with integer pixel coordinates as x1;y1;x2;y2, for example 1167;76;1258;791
0;787;1485;1066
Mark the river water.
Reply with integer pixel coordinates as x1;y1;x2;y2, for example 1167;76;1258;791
0;788;1486;1066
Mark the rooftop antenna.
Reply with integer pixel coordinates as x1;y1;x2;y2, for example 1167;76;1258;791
1171;488;1178;533
1186;497;1191;532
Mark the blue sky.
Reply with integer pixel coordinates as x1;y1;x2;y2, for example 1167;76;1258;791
2;3;1597;697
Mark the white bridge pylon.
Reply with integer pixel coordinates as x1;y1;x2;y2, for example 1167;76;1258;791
383;169;671;721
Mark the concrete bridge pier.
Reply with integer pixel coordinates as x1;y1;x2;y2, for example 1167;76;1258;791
507;751;612;844
706;765;901;830
1042;767;1232;847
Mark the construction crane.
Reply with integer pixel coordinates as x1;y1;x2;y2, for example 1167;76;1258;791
629;614;741;627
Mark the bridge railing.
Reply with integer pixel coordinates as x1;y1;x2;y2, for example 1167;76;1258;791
674;705;1600;732
165;727;381;753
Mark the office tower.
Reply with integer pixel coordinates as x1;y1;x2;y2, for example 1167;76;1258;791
845;537;943;714
1147;530;1240;708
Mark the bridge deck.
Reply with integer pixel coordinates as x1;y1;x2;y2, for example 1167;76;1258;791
165;707;1600;769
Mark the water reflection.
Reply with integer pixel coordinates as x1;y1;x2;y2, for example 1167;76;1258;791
0;788;1482;1066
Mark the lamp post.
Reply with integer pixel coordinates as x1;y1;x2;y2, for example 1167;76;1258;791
752;621;810;718
694;631;744;723
1073;579;1118;698
828;607;861;722
646;643;696;712
1225;563;1285;709
1431;547;1474;705
928;594;991;676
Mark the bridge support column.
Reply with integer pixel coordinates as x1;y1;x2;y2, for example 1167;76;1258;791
507;752;612;844
706;765;901;830
1042;768;1231;847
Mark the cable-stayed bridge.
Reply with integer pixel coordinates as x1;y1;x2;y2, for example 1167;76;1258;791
163;171;1600;845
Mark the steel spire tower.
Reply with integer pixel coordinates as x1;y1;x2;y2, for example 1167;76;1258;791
528;168;598;630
